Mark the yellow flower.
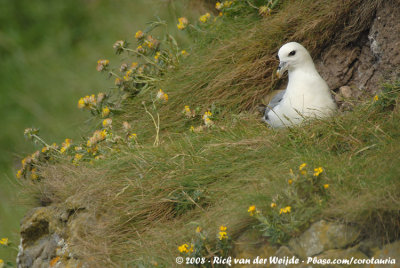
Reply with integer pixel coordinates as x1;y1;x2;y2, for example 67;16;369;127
181;50;188;56
96;59;109;72
137;45;145;53
202;111;212;120
219;12;223;17
224;1;233;7
190;126;195;132
373;95;379;101
279;206;292;215
16;169;22;179
128;133;137;140
0;238;8;245
103;118;113;129
196;226;202;233
0;259;3;267
178;243;189;253
218;231;228;240
41;146;49;153
248;205;257;216
154;52;161;61
204;117;214;127
135;30;144;39
219;225;227;231
270;202;277;208
177;17;189;30
323;184;329;189
199;13;211;23
156;89;168;102
115;78;123;87
131;62;138;69
215;2;223;10
78;98;85;109
313;167;323;176
299;163;307;170
102;107;110;118
31;170;39;180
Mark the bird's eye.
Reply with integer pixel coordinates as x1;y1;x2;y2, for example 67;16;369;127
288;50;296;56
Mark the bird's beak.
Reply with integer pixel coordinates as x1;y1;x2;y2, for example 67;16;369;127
276;61;288;79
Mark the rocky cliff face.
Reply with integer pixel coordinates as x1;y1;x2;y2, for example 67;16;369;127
317;0;400;103
234;220;399;268
16;1;400;267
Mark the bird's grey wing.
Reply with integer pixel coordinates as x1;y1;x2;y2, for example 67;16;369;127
264;90;286;119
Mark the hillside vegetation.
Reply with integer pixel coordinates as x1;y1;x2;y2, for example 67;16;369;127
13;0;400;267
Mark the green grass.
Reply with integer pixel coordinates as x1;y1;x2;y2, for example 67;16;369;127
31;82;400;266
0;0;204;263
11;0;400;266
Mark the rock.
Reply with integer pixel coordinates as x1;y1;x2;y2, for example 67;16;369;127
339;86;353;99
233;228;278;267
366;240;400;268
269;246;297;268
288;220;360;259
309;246;368;267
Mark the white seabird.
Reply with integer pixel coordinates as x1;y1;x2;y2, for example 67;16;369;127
263;42;337;128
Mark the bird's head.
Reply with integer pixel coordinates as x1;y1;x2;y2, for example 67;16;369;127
276;42;313;78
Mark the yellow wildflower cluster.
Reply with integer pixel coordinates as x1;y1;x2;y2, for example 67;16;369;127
102;118;113;129
124;69;133;81
60;138;72;154
177;17;189;30
128;133;137;141
373;95;379;101
156;89;168;102
154;51;161;62
279;206;291;215
0;238;8;246
218;225;228;240
216;1;233;10
102;107;110;118
30;168;39;180
178;243;194;253
183;105;195;118
299;163;307;175
181;50;188;56
137;45;145;53
323;184;330;189
202;111;213;126
78;94;98;109
96;59;109;72
247;205;259;216
135;30;144;39
199;13;211;23
72;153;83;165
270;202;277;208
87;129;107;147
313;167;323;177
144;35;159;49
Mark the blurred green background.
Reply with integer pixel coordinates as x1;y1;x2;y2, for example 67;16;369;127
0;0;202;263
